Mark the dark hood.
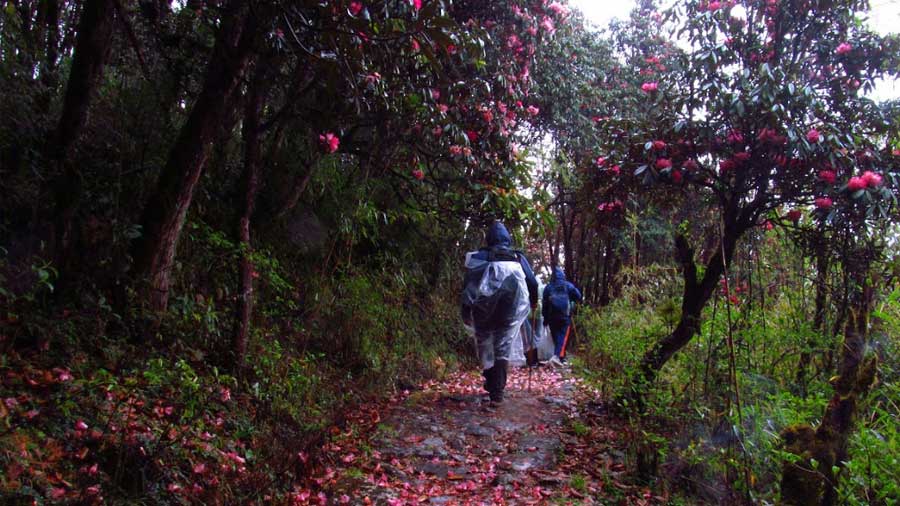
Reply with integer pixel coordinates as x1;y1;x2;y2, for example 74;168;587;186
551;267;566;282
486;222;512;247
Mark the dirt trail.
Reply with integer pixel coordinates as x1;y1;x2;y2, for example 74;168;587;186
311;365;644;505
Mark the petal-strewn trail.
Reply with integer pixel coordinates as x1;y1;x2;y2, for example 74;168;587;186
290;366;668;505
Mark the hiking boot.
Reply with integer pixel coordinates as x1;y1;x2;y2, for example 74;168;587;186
548;356;563;368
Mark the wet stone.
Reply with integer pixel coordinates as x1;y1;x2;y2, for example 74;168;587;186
464;423;493;437
419;462;449;478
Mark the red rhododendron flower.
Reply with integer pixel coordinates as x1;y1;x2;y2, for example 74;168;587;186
449;145;463;155
641;82;658;92
349;1;363;15
861;170;883;187
75;420;88;430
683;159;699;171
595;157;606;166
819;170;836;184
411;0;422;10
734;151;751;162
526;105;540;116
410;38;420;52
847;176;867;191
815;197;833;209
412;169;424;180
466;130;478;142
652;140;666;150
672;170;683;184
719;159;737;172
481;110;494;122
430;88;440;101
806;128;820;143
786;209;802;222
609;165;621;175
836;42;852;55
655;158;672;169
708;1;722;10
432;126;442;137
726;130;744;144
319;132;339;153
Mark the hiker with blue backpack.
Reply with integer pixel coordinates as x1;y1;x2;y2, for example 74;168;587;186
542;267;582;367
461;221;539;404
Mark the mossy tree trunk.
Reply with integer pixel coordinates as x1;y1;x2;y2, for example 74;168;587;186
780;249;877;506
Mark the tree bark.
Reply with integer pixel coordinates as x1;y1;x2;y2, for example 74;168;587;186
49;0;116;264
780;256;876;506
632;212;745;407
233;68;269;369
131;0;259;313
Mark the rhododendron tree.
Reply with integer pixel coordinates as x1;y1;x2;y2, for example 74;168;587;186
585;0;899;502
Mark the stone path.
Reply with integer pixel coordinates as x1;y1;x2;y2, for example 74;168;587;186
321;365;590;505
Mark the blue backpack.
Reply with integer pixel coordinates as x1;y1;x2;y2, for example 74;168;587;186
546;282;570;318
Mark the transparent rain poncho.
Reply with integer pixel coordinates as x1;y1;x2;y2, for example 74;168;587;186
461;251;531;369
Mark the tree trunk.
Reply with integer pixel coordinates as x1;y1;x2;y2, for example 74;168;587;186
233;69;269;369
632;218;743;407
131;0;258;313
780;257;876;506
49;0;115;265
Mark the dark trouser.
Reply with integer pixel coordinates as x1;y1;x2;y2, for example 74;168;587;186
549;322;569;358
482;359;508;402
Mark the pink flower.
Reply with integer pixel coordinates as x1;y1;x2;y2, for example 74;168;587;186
526;105;540;116
672;170;683;184
507;35;521;49
683;159;699;171
708;1;722;10
50;488;67;499
786;209;802;222
548;2;569;16
438;104;449;113
655;158;672;169
847;176;867;191
432;126;442;137
641;82;658;93
595;157;607;166
609;165;621;175
319;132;340;153
86;485;101;496
806;128;820;143
481;110;494;123
53;367;73;382
75;420;88;431
167;483;182;493
349;2;363;16
815;197;833;209
430;88;440;101
3;397;17;409
220;387;231;402
651;140;666;150
193;463;207;474
861;171;883;187
819;170;836;184
466;130;478;142
410;38;420;52
836;42;852;55
411;169;424;180
449;145;463;156
719;159;737;172
734;151;751;163
541;16;555;34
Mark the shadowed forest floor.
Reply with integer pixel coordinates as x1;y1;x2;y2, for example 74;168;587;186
290;366;672;505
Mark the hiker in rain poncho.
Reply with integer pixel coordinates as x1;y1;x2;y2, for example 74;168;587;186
542;267;582;366
461;221;538;403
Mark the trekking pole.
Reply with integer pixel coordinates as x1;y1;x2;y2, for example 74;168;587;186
559;322;574;359
528;311;536;392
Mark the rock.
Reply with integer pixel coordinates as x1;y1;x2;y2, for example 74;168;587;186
419;462;449;478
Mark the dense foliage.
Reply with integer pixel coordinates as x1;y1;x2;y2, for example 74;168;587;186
1;0;898;504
